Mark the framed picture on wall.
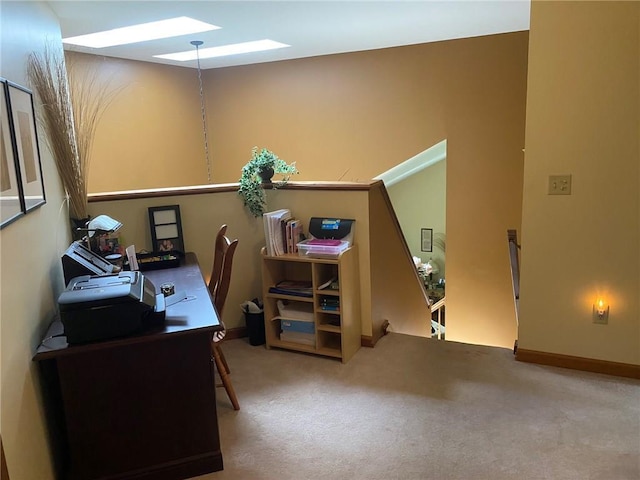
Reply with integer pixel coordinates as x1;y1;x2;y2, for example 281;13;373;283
7;81;45;213
148;205;184;253
421;228;433;252
0;78;25;228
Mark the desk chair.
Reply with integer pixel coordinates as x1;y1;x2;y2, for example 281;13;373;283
208;224;240;410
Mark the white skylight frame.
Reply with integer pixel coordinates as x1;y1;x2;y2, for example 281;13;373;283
62;17;220;48
154;40;290;61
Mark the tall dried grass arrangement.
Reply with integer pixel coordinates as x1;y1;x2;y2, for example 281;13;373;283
27;45;118;220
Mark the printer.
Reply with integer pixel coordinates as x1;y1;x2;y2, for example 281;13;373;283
61;240;120;285
297;218;355;258
58;271;166;344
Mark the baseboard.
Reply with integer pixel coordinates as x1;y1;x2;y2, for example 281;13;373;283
361;320;390;348
361;335;374;348
225;327;247;340
516;349;640;379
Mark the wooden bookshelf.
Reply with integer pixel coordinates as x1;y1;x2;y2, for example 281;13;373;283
261;246;361;363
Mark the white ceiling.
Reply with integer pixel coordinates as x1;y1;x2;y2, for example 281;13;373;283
48;1;530;70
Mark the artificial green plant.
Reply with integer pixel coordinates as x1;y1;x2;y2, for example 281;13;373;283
238;147;298;217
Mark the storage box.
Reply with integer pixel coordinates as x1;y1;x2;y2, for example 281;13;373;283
281;318;315;334
297;239;349;258
277;300;314;322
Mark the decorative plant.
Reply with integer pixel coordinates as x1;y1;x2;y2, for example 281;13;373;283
27;45;120;224
238;147;298;217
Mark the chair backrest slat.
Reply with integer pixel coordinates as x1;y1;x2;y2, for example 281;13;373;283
208;224;239;318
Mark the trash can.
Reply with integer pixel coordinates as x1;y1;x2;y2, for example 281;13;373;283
245;311;266;346
241;299;265;346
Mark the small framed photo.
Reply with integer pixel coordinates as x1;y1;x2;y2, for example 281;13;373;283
0;78;24;228
7;81;45;213
421;228;433;252
148;205;184;253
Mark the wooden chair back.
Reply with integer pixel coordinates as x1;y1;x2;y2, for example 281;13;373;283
208;225;239;318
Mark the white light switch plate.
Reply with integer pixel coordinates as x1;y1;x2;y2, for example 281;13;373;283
548;175;572;195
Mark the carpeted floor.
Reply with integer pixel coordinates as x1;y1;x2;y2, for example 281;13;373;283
194;333;640;480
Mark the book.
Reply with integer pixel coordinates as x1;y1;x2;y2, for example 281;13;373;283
285;219;293;254
268;287;313;298
317;277;338;290
263;209;291;256
290;220;303;253
320;297;340;311
269;280;313;298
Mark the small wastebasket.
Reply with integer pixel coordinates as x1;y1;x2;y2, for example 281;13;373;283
242;299;265;346
245;312;266;346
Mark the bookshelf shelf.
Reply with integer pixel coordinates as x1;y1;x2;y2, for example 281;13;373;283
268;293;314;303
261;246;361;363
316;289;340;296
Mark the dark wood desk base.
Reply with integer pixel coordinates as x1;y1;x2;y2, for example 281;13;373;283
35;254;223;480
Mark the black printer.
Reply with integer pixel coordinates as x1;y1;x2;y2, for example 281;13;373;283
58;271;166;344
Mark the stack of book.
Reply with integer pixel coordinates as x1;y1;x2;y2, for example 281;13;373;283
268;280;313;298
317;277;339;291
263;209;304;256
319;297;340;311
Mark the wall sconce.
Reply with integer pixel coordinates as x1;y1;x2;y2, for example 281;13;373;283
592;298;609;324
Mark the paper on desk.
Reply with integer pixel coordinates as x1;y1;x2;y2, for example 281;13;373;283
165;290;187;307
126;245;139;271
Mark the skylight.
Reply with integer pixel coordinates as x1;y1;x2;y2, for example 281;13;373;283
62;17;220;48
154;40;290;61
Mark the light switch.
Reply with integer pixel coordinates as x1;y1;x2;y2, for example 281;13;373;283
548;175;572;195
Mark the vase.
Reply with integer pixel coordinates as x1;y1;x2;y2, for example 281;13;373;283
258;167;274;185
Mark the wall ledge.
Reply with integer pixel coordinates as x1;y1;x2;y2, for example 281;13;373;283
88;181;379;202
516;348;640;379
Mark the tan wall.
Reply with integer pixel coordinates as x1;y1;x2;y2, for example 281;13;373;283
387;159;446;280
83;32;529;349
519;1;639;365
369;184;432;338
87;185;373;336
72;52;211;193
0;3;69;479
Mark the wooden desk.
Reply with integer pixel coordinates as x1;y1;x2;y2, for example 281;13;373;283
34;253;224;480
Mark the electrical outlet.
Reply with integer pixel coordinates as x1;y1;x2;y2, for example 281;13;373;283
548;175;572;195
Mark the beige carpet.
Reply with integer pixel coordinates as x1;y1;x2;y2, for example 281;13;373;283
195;333;640;480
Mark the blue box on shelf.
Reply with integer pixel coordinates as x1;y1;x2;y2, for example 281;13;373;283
281;319;315;334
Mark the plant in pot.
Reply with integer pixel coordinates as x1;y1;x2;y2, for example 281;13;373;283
238;147;298;217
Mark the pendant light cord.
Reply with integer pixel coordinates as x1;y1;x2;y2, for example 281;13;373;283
191;41;212;183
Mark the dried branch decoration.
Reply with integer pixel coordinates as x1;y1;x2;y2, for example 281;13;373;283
27;45;119;220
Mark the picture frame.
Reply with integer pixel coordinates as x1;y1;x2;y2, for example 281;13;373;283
421;228;433;252
148;205;184;253
7;81;45;213
0;78;24;228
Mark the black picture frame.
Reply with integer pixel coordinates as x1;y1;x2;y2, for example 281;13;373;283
148;205;184;253
421;228;433;252
7;81;45;213
0;78;25;228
